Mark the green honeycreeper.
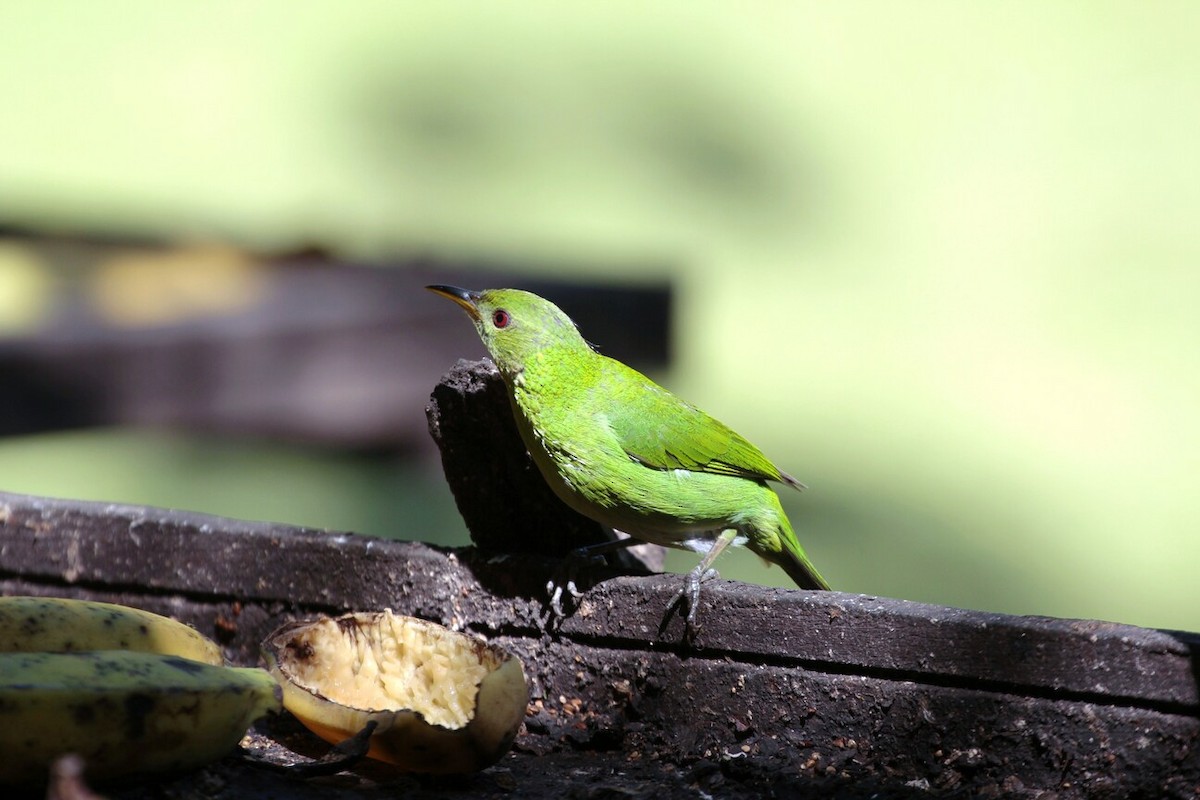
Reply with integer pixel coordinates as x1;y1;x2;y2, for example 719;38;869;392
427;285;830;621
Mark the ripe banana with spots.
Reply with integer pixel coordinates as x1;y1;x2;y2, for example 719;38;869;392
0;650;281;785
0;595;224;664
0;596;280;785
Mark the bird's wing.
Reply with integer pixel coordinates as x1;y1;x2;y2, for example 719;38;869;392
599;357;799;487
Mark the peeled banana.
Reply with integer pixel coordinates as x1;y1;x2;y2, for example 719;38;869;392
0;596;223;665
0;595;281;786
265;610;528;774
0;650;281;785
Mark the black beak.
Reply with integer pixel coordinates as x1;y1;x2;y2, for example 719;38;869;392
426;285;482;321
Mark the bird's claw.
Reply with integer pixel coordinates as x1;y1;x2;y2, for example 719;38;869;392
545;546;603;620
664;566;719;640
546;577;584;619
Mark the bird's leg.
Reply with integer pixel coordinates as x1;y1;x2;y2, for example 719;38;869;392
572;537;645;562
547;537;644;618
671;528;739;631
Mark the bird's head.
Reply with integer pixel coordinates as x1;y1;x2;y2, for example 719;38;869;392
426;285;590;375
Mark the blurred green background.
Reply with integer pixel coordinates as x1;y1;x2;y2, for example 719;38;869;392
1;2;1197;631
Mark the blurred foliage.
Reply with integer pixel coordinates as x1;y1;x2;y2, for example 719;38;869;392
1;2;1198;631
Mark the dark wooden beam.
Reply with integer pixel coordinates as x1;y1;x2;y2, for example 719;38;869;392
1;490;1196;798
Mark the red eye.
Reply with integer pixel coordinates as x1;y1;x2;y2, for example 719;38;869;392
492;309;510;328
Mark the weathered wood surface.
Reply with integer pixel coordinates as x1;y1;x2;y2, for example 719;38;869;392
1;490;1197;799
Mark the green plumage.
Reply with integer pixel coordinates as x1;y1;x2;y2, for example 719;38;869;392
427;285;829;611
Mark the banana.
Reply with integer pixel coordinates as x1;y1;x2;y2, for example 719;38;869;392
0;597;278;785
265;611;528;774
0;596;223;665
0;650;281;785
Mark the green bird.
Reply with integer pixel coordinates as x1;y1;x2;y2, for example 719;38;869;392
427;285;830;623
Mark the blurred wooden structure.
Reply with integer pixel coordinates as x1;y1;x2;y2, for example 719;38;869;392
0;230;671;449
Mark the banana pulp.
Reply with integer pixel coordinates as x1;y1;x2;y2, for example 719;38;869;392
265;610;528;774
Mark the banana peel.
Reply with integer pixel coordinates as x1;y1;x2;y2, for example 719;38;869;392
264;610;528;774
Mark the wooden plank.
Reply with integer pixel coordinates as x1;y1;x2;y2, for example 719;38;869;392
1;490;1194;711
564;578;1200;712
1;489;1198;799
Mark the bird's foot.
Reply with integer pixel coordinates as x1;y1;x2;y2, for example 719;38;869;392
546;576;584;619
663;566;719;641
544;545;609;621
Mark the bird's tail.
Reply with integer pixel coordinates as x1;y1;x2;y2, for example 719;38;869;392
775;510;830;591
